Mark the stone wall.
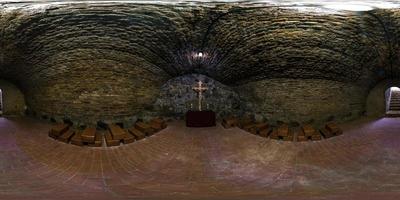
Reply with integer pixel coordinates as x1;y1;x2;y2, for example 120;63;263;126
154;74;240;118
0;79;26;115
237;79;368;126
1;3;400;125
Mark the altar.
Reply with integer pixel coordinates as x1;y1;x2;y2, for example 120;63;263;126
185;80;216;127
186;110;216;127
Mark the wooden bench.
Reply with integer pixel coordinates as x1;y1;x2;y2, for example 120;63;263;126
221;117;239;129
320;128;335;138
134;122;155;136
301;124;322;141
88;132;103;147
269;129;279;140
326;122;343;135
58;130;75;143
296;128;308;142
105;131;120;147
283;129;294;141
250;122;269;135
71;131;83;146
320;122;343;138
108;124;128;140
149;118;167;131
259;127;272;137
81;127;96;143
277;124;289;137
302;124;316;139
49;124;69;139
243;123;256;132
122;132;135;144
238;116;253;129
311;133;322;141
128;128;146;140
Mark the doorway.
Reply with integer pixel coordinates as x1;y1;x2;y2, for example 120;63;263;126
385;87;400;116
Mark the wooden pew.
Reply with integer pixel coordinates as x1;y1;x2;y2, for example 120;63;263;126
71;131;83;146
301;124;322;141
49;124;69;139
302;124;316;139
296;128;307;142
249;122;269;135
259;128;272;138
269;129;280;140
128;128;146;140
105;131;119;147
320;122;343;138
149;118;167;131
122;132;135;144
238;116;253;129
81;127;96;143
311;132;322;141
108;124;128;140
243;123;256;133
58;130;75;143
221;117;239;129
277;124;289;138
326;122;343;135
88;132;103;147
320;128;335;138
283;129;294;141
134;122;155;136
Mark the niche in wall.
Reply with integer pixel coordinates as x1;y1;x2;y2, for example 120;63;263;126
0;80;26;116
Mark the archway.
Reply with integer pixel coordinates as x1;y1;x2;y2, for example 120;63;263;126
385;87;400;116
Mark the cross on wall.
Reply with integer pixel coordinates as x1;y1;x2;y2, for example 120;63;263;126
192;81;208;111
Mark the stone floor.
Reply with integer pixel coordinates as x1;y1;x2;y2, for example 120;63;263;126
0;116;399;200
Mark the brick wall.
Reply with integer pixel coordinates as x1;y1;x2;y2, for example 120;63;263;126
0;3;400;125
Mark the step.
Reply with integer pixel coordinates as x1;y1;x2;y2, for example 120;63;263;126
386;110;400;117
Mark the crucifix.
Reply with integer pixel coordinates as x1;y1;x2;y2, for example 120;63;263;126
192;80;208;111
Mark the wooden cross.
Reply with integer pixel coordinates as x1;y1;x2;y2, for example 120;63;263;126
192;81;208;111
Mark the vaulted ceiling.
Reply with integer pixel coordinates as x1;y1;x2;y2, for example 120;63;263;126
0;1;399;87
1;1;400;123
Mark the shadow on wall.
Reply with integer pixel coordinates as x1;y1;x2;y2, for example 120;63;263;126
366;79;400;117
0;79;26;116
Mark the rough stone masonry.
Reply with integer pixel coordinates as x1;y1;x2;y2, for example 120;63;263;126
0;1;400;126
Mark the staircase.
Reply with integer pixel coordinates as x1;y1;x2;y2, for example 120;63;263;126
386;89;400;117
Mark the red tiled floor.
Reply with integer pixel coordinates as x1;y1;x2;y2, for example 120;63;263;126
0;116;399;199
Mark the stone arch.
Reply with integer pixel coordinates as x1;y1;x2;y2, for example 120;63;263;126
366;79;400;117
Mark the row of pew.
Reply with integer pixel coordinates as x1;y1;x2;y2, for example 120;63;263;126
48;118;167;147
222;116;343;142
